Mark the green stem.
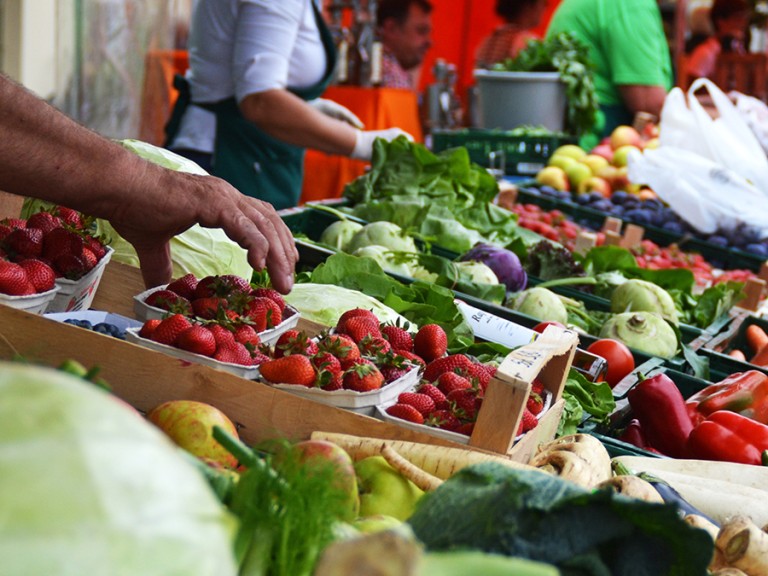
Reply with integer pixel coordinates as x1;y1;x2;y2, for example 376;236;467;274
213;425;258;468
537;276;599;289
306;202;351;221
610;460;635;477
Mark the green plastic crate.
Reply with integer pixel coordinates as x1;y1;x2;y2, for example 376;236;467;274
430;129;576;176
702;312;768;376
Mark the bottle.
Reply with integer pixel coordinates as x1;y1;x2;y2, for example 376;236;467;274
335;27;352;84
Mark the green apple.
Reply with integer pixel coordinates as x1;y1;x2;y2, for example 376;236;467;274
535;166;569;191
352;514;404;534
552;143;587;160
354;456;424;521
611;144;641;168
565;161;592;189
147;399;239;469
546;154;577;171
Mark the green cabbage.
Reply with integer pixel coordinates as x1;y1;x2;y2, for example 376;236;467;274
284;283;410;327
0;362;237;576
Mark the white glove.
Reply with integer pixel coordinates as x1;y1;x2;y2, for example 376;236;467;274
308;98;364;129
351;128;414;161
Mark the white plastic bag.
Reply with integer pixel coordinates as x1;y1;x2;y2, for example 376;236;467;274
627;146;768;236
731;90;768;155
659;78;768;193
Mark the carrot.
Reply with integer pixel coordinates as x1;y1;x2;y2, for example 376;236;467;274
310;431;539;480
729;349;747;362
746;324;768;354
751;342;768;367
380;444;443;492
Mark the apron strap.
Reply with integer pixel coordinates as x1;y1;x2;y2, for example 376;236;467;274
163;74;192;148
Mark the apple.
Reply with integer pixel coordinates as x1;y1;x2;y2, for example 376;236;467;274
595;164;619;184
610;166;631;191
535;166;570;191
291;439;360;521
551;143;587;160
352;514;404;534
547;154;578;171
644;137;660;149
577;176;612;197
579;154;610;174
609;125;643;150
565;161;592;189
147;399;240;469
589;143;614;163
611;144;641;168
354;455;424;521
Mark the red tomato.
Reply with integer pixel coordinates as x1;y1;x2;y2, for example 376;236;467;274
533;321;566;333
586;339;635;388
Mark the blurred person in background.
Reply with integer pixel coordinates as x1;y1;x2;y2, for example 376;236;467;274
475;0;549;68
685;0;751;80
546;0;673;137
376;0;434;90
165;0;412;210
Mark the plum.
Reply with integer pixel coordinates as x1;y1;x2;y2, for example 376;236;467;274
662;221;685;234
623;209;653;226
591;199;613;212
706;235;729;247
745;243;768;257
610;190;629;204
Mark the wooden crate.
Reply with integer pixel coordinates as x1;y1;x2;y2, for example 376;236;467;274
1;260;578;462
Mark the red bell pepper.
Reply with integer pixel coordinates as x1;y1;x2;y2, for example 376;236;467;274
687;410;768;465
627;372;693;458
686;370;768;426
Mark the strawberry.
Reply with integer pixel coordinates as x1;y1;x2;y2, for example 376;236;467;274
26;212;62;234
357;334;391;356
53;253;88;280
214;341;254;366
138;318;162;339
436;372;472;396
381;324;413;352
455;422;475;437
274;329;319;358
340;316;381;343
417;383;449;410
195;274;251;299
446;388;481;420
84;236;107;260
423;354;473;383
517;409;538;435
413;324;447;362
342;358;384;392
394;349;425;368
219;274;252;295
55;206;83;228
192;296;228;320
177;325;217;357
259;355;316;386
166;273;199;300
80;247;98;271
462;362;494;390
0;225;12;243
380;365;410;383
531;378;545;395
312;351;342;374
145;289;192;314
319;373;344;391
250;351;271;366
150;314;192;346
337;308;379;328
18;259;56;292
4;228;43;259
209;324;236;349
1;218;26;229
526;392;544;416
385;403;424;424
42;228;84;263
318;333;360;368
252;287;286;312
0;260;34;295
311;352;343;389
397;392;435;416
233;324;261;348
426;409;461;431
245;297;282;330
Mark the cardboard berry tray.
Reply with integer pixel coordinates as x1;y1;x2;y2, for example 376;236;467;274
0;285;60;315
48;246;114;313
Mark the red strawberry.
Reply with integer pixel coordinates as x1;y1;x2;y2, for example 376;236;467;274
381;324;413;352
213;341;254;366
220;274;252;295
138;318;162;339
0;260;34;295
245;297;282;330
385;403;424;424
456;422;475;437
394;349;425;368
312;352;343;390
318;333;360;368
0;225;12;242
526;392;544;416
340;316;381;343
195;274;250;299
252;287;286;312
85;236;107;260
436;372;473;396
447;388;481;420
4;228;44;259
342;358;384;392
423;354;473;383
177;325;217;357
426;409;461;431
312;351;342;374
259;355;316;386
80;247;98;271
1;218;26;229
42;228;84;263
53;253;88;280
337;308;379;328
233;324;261;348
145;289;192;314
531;378;545;395
380;365;409;383
358;335;391;356
413;324;448;362
462;362;494;390
166;273;199;300
397;392;435;416
320;373;344;391
26;212;62;234
18;259;56;292
192;296;228;320
250;351;271;366
55;206;83;228
417;383;449;410
151;314;192;346
274;329;319;358
517;409;538;435
209;324;236;349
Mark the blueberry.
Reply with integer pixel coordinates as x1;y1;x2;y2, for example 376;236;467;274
610;190;629;205
79;320;93;330
650;211;668;227
623;199;640;211
64;319;79;326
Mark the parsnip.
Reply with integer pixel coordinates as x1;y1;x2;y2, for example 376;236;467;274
380;445;443;492
717;516;768;576
310;431;541;480
529;450;598;488
529;434;612;488
613;456;768;492
684;514;725;570
597;475;664;503
710;569;748;576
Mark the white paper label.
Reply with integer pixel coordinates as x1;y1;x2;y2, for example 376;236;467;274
456;300;537;349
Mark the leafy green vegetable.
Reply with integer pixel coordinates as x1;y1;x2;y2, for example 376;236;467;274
408;463;713;576
491;33;599;137
559;368;616;436
525;240;586;281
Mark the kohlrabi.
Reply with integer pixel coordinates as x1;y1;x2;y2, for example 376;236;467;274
352;245;415;277
453;260;500;286
610;279;679;324
510;286;568;325
319;220;364;251
344;221;418;254
599;312;678;358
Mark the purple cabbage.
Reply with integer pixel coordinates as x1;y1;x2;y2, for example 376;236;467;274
460;243;527;292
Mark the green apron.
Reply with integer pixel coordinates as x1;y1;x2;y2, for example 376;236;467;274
166;1;336;210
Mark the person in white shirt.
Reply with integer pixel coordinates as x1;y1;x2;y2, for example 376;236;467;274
165;0;411;210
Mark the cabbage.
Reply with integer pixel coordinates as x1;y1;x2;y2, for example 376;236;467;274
120;139;210;175
319;220;364;251
344;221;418;254
0;362;237;576
284;283;410;327
453;261;500;286
352;245;415;277
460;243;527;292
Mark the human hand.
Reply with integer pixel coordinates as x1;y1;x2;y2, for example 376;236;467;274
308;98;365;129
350;128;414;161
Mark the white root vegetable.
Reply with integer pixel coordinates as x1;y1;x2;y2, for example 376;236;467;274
529;434;612;488
613;456;768;492
717;516;768;576
684;514;725;570
313;528;422;576
529;450;598;489
597;475;664;503
380;444;443;492
710;569;749;576
310;431;541;480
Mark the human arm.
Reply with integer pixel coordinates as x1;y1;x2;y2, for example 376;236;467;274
0;75;298;292
617;84;669;118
